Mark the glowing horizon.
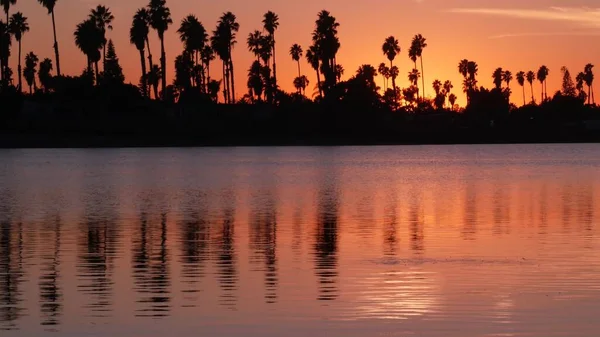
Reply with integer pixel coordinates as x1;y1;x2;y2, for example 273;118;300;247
5;0;600;106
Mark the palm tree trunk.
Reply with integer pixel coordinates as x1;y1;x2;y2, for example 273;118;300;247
206;60;211;93
145;37;155;98
297;60;301;78
51;10;61;76
222;61;227;103
522;86;525;106
588;85;591;105
272;36;277;87
229;56;235;103
544;80;548;101
316;68;323;99
420;56;425;99
160;36;167;98
541;83;544;103
18;40;22;92
390;61;396;93
592;86;595;105
139;49;147;97
530;83;534;104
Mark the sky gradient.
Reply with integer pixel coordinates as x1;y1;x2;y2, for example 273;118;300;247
6;0;600;105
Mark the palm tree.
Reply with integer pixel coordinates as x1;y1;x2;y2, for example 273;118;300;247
147;64;162;98
74;18;103;79
1;0;16;79
178;15;206;65
200;45;214;92
576;71;586;100
448;93;457;110
130;12;149;97
89;5;113;70
584;63;595;105
516;71;526;105
408;68;420;87
335;64;344;82
411;34;427;98
212;12;239;103
389;66;398;91
148;0;172;97
23;51;38;93
503;70;513;90
492;67;504;89
38;57;52;92
293;75;309;95
526;71;536;104
378;62;388;91
134;9;154;91
37;0;61;76
263;11;279;86
382;36;400;92
458;59;469;78
306;44;322;99
312;10;340;93
290;43;303;78
247;30;263;62
432;79;442;95
8;12;28;91
537;65;549;102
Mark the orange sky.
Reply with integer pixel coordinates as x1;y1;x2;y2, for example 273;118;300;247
6;0;600;106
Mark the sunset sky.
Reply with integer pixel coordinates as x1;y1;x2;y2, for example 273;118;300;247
6;0;600;105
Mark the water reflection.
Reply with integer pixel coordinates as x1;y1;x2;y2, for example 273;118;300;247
0;146;599;337
249;191;278;304
38;215;62;328
132;211;171;317
0;216;24;331
213;191;238;308
314;172;339;301
178;194;209;307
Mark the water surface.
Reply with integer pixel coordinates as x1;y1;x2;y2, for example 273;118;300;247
1;145;600;337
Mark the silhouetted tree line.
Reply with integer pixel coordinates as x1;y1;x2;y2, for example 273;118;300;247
0;2;599;146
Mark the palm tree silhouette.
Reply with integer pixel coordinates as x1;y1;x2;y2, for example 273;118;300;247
247;30;262;62
492;67;504;89
516;71;525;105
448;93;457;110
263;11;279;87
458;59;469;78
147;64;162;95
382;36;400;93
411;34;427;98
312;10;340;94
432;79;442;95
133;9;155;96
576;71;586;100
335;64;344;82
178;15;207;64
290;44;303;78
213;12;239;103
526;71;536;104
378;62;389;91
23;51;38;93
38;58;52;92
200;45;214;92
306;44;322;99
130;11;149;97
37;0;61;76
537;65;549;102
8;12;28;92
74;18;103;79
148;0;172;97
0;0;15;80
389;66;399;92
408;68;420;87
89;5;113;70
293;75;309;95
584;63;595;105
503;70;513;90
0;19;9;84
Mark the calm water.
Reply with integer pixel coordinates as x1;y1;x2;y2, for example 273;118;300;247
1;145;600;337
